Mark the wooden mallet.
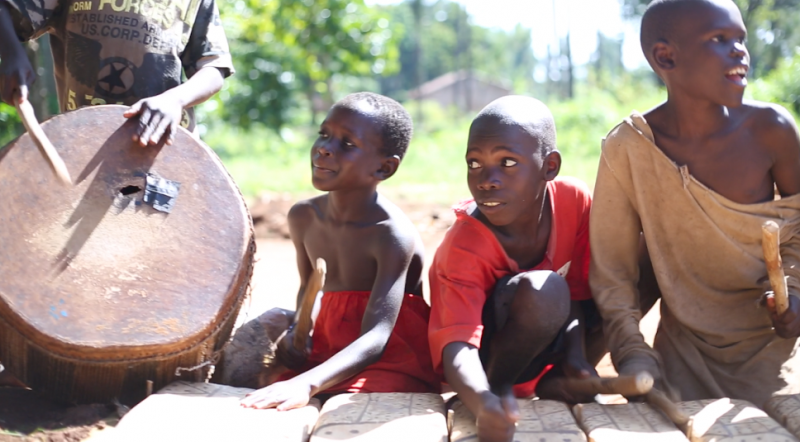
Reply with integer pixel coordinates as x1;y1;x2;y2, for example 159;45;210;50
260;258;327;385
564;371;690;430
291;257;327;352
762;220;790;315
14;88;72;185
562;372;654;397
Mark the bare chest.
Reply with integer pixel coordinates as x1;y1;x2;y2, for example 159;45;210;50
303;225;378;292
657;135;775;204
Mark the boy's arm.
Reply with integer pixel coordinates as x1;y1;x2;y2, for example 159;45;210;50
760;106;800;338
590;148;662;381
561;302;597;378
123;66;224;147
442;342;518;442
562;184;596;379
0;1;34;105
242;226;412;410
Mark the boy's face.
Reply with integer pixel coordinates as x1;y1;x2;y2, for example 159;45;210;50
667;0;749;107
311;104;386;192
466;117;559;227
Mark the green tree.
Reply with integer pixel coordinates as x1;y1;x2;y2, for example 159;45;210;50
206;0;400;130
378;0;537;100
622;0;800;79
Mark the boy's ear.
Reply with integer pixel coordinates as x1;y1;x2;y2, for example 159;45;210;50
376;155;401;181
651;40;676;72
544;150;561;181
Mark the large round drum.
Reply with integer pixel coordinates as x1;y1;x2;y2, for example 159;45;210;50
0;106;254;404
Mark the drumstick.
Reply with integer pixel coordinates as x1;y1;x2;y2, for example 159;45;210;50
15;92;72;185
646;389;691;430
562;372;654;397
762;221;790;315
291;258;326;352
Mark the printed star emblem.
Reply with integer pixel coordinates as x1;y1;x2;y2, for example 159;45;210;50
98;63;127;92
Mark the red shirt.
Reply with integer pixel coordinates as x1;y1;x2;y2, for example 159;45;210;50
428;177;592;393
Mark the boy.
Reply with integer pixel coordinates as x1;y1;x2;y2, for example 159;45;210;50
240;92;439;411
428;96;604;442
591;0;800;408
0;0;232;147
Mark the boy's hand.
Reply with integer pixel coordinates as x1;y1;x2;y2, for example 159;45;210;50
766;294;800;338
0;48;34;106
274;325;311;371
123;94;183;147
475;391;519;442
240;378;312;411
563;351;598;380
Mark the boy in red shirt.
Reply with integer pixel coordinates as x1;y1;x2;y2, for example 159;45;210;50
429;95;602;442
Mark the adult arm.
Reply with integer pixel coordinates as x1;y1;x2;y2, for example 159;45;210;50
242;225;412;410
0;1;34;105
589;139;662;380
123;66;224;147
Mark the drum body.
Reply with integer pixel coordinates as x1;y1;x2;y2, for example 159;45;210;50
0;106;254;404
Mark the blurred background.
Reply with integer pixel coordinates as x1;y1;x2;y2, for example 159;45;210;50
2;0;800;205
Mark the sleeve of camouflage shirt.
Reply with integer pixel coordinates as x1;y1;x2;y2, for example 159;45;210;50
181;0;235;79
1;0;63;41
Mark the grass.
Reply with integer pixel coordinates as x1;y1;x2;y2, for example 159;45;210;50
206;86;668;204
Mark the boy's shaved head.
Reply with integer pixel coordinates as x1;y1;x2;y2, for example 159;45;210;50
641;0;739;65
335;92;413;159
472;95;556;156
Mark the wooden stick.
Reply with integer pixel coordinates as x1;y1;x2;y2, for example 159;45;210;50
646;389;690;431
762;220;790;315
15;94;72;185
562;372;654;397
292;258;326;351
146;380;153;397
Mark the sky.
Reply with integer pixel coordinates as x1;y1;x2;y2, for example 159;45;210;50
366;0;649;71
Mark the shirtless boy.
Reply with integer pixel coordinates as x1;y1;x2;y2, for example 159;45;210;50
428;96;604;442
241;92;439;410
591;0;800;407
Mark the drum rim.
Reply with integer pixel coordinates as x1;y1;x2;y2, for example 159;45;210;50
0;105;257;361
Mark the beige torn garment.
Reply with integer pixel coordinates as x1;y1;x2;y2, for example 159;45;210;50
590;112;800;408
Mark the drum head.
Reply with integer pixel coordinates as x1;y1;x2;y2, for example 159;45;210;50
0;105;253;361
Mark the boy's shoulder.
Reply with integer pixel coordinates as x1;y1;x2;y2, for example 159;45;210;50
551;176;591;199
374;195;422;246
738;100;798;136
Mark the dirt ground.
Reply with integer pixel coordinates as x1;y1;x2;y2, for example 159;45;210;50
0;194;659;440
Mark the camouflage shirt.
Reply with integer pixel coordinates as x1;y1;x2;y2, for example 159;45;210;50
4;0;234;130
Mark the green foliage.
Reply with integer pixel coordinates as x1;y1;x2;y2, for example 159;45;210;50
0;103;22;148
206;0;400;131
378;0;537;99
209;79;668;200
747;49;800;116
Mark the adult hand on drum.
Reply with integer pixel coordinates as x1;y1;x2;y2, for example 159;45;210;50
0;2;35;107
240;377;313;411
124;93;183;147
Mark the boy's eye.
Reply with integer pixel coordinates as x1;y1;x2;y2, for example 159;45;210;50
343;139;354;147
711;35;725;43
318;131;329;139
467;159;481;169
502;158;518;167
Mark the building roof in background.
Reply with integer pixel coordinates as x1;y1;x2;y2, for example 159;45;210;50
408;70;511;99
